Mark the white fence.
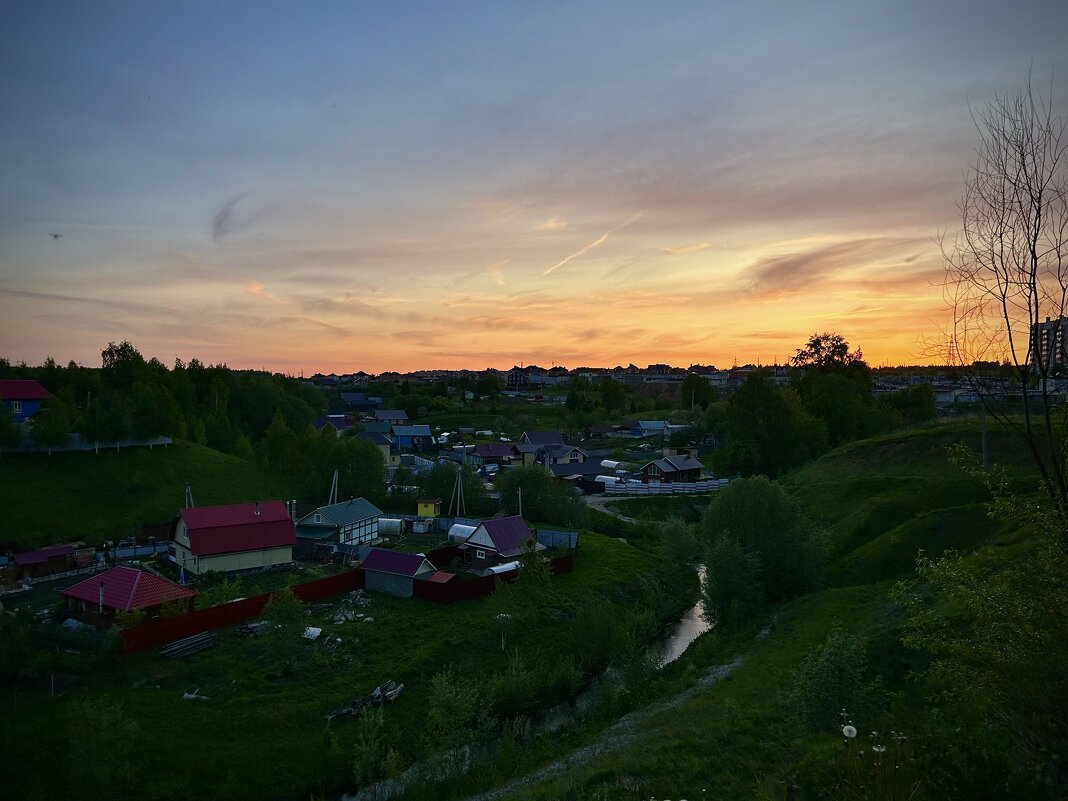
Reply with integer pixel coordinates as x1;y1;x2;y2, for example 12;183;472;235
604;478;730;496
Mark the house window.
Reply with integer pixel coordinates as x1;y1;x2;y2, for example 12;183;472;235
314;514;321;523
475;549;486;560
649;464;660;475
11;401;21;414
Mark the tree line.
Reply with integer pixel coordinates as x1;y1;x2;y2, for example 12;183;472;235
0;342;387;502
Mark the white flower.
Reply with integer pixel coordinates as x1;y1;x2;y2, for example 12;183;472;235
842;724;858;739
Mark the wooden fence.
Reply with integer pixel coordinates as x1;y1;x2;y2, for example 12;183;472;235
604;478;730;495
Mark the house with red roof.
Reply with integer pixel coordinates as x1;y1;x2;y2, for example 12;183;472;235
172;501;296;576
0;379;51;423
459;515;544;570
60;565;195;628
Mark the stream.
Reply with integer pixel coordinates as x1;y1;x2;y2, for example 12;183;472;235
342;566;712;801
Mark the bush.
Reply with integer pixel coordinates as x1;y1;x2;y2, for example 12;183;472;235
782;627;884;733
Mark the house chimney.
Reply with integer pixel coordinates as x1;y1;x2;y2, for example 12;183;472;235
98;581;104;614
291;499;297;522
254;501;261;516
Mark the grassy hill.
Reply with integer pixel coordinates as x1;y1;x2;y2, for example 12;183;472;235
0;441;301;548
453;419;1047;801
780;419;1034;583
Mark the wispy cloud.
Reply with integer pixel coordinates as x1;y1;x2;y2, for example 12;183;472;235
662;243;710;255
244;281;282;303
211;192;250;242
0;287;179;317
800;306;887;319
534;216;569;232
542;213;641;276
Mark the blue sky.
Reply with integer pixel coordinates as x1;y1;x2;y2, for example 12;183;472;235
2;0;1066;371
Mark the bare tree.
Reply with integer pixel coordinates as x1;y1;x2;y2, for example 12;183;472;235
943;75;1068;524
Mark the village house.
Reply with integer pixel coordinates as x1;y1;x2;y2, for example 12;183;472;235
538;444;587;466
521;430;565;446
0;378;51;423
341;391;381;412
390;424;434;453
294;497;383;559
313;414;350;437
60;565;195;628
459;515;544;570
640;454;704;484
474;443;517;466
375;409;410;425
171;501;296;575
548;461;607;494
356;431;392;464
631;420;670;438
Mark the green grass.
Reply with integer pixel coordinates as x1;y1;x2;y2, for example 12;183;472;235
457;584;893;801
422;418;1046;800
2;531;654;801
780;420;1034;561
606;495;708;524
0;441;301;548
5;418;1047;801
828;504;1005;584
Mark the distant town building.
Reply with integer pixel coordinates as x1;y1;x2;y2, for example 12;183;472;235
1033;316;1068;375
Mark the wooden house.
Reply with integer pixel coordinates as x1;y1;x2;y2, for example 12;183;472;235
294;497;383;559
0;379;51;423
640;454;703;484
172;501;295;575
459;515;544;570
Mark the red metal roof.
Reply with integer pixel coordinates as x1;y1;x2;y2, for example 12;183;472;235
60;566;194;611
421;570;456;584
0;379;52;401
180;501;295;556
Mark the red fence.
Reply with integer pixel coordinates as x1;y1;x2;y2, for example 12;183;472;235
120;570;363;655
121;552;576;652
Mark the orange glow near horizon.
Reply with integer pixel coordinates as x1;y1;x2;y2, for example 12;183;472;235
0;223;952;374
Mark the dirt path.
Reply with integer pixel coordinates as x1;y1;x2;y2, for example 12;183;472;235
459;657;745;801
583;494;638;524
458;620;778;801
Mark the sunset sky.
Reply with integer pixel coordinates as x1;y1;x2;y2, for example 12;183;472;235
2;1;1067;373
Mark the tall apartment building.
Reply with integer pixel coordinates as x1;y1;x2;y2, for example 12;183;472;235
1033;316;1068;374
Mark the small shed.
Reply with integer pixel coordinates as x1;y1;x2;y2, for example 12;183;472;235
361;548;436;597
417;498;441;518
12;544;75;580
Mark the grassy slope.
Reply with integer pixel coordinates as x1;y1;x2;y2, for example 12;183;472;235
782;420;1034;583
480;419;1038;800
4;532;650;801
0;441;301;548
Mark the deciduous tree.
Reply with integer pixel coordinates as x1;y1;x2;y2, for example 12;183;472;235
943;75;1068;526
